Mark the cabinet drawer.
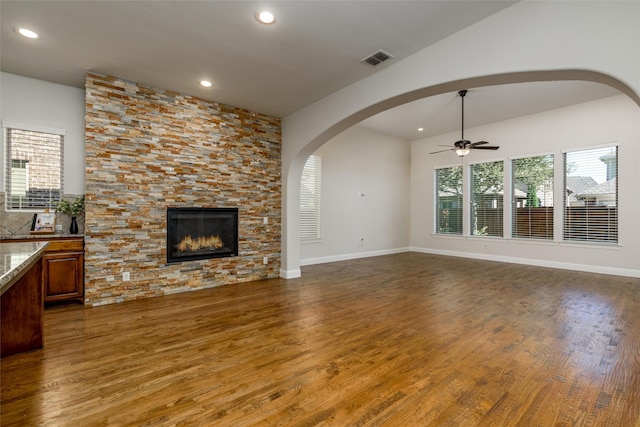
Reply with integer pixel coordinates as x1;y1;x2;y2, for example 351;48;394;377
44;239;83;252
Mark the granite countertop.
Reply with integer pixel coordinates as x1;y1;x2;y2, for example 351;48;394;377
1;233;85;241
0;241;49;294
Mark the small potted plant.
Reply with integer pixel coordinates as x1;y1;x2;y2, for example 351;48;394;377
56;196;84;234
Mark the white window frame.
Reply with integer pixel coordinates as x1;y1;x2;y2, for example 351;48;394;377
300;154;321;241
434;165;463;235
510;153;555;240
468;159;505;238
562;144;618;244
3;122;65;212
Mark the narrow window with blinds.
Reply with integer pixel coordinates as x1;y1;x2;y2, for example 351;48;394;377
564;146;617;243
435;166;462;235
4;126;64;211
512;155;554;239
470;161;504;237
300;154;321;241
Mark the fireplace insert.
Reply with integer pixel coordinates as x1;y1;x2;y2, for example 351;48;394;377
166;207;238;263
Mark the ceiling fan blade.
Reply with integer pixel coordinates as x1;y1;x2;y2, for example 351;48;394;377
429;148;454;154
470;141;489;146
472;145;500;150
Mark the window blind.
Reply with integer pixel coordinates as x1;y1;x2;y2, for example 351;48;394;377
470;161;504;237
300;154;321;240
512;155;554;239
435;166;463;234
564;146;617;243
4;127;64;210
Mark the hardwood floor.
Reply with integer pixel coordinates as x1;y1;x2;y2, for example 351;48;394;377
2;253;639;426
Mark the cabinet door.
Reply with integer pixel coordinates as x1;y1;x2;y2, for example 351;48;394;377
43;252;83;302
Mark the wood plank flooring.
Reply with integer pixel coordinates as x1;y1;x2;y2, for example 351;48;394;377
2;253;639;426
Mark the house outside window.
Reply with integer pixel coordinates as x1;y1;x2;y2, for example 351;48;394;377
511;154;554;240
4;125;64;211
564;146;617;243
435;166;462;235
300;154;321;241
470;161;504;237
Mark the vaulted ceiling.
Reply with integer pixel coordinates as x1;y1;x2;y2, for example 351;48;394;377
1;1;619;140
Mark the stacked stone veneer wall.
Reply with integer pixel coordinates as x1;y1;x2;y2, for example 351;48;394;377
84;73;281;306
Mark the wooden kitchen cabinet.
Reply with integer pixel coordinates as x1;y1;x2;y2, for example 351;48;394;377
42;239;84;303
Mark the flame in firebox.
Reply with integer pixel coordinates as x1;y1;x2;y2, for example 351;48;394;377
177;235;224;252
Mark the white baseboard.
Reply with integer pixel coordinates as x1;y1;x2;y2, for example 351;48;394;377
280;268;301;279
300;247;411;267
410;246;640;278
293;247;639;278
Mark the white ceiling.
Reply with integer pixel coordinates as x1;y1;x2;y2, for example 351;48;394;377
360;81;620;141
1;1;620;140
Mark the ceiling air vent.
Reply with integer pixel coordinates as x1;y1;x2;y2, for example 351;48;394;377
361;50;394;66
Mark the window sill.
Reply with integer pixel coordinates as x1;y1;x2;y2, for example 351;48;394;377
556;240;621;250
431;233;464;239
506;237;556;246
301;238;323;245
431;234;621;249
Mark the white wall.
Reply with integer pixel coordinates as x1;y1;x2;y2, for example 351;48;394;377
301;125;411;265
0;72;86;194
280;0;640;278
411;95;640;277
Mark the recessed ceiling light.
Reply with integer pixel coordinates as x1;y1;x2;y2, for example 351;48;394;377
418;128;424;132
200;80;212;88
16;28;39;39
257;11;275;24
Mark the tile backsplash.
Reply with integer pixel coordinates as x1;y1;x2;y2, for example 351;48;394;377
1;192;85;238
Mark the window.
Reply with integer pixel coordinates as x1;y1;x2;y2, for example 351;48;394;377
435;166;462;234
300;154;321;240
512;155;554;239
470;161;504;237
564;146;617;243
4;126;64;210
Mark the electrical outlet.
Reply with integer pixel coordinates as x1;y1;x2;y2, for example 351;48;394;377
263;217;268;225
263;256;268;265
123;271;130;281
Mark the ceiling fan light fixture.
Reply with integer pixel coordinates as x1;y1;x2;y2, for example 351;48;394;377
429;89;499;157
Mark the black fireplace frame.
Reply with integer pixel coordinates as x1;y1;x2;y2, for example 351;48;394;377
166;207;239;263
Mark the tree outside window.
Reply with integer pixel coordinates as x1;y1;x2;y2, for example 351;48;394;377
470;161;504;237
435;166;463;234
512;155;554;239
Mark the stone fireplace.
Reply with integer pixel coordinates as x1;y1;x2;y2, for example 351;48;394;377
167;208;239;263
84;73;281;306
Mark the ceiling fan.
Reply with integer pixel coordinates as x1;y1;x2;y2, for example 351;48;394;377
430;89;500;157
